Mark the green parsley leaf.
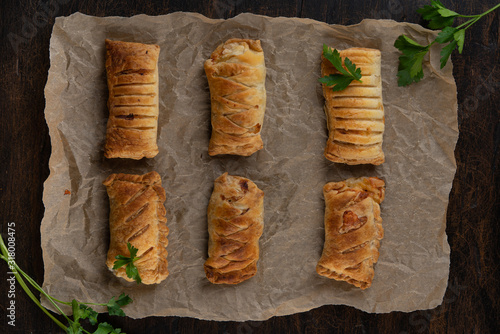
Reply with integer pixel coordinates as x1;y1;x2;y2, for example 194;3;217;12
79;304;99;325
397;52;426;86
393;35;430;86
429;13;455;30
125;264;140;284
319;74;356;91
319;44;362;91
433;0;459;18
435;26;457;43
107;299;126;317
394;35;429;55
113;243;142;284
112;258;130;269
344;57;362;80
416;3;439;20
67;320;83;334
453;29;465;53
127;242;139;258
396;1;500;85
437;7;459;18
322;45;349;76
93;322;124;334
114;293;133;307
440;40;458;69
71;300;99;327
417;0;458;29
107;293;133;317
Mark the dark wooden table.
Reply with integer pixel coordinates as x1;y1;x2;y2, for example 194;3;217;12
1;0;498;333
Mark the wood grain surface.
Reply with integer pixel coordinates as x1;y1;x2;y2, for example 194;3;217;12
1;0;499;333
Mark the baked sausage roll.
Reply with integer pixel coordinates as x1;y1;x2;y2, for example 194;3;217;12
321;47;385;165
204;172;264;284
103;171;169;284
204;39;266;156
316;177;385;289
104;39;160;159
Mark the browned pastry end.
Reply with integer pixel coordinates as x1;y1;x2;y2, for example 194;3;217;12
103;171;168;284
204;39;267;156
104;39;160;159
204;172;264;284
321;47;385;165
316;177;385;289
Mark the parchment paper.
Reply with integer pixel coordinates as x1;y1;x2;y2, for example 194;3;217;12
41;12;458;321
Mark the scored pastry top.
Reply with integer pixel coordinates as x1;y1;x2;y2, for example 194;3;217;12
204;39;267;157
204;172;264;284
317;176;385;290
104;39;160;160
321;47;385;165
103;171;169;285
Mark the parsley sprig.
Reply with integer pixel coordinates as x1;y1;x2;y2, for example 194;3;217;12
0;234;131;334
113;242;142;284
395;1;500;86
319;44;363;91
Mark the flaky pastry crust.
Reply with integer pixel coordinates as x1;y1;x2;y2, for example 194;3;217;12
103;171;168;284
204;39;266;156
321;47;385;165
316;177;385;289
104;39;160;159
204;172;264;284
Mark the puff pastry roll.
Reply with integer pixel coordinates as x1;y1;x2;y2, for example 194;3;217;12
321;47;385;165
104;39;160;159
204;172;264;284
316;177;385;289
204;39;266;156
103;171;169;285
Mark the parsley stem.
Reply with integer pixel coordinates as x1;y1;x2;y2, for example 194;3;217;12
456;3;500;29
80;302;109;306
463;16;482;30
6;257;72;322
0;237;68;332
47;297;72;306
49;299;107;307
479;2;500;17
1;233;130;333
456;16;480;30
14;264;69;306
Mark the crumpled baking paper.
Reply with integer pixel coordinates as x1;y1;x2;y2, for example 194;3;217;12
41;12;457;321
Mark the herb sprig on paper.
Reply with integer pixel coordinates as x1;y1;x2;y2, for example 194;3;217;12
113;242;142;284
395;1;500;86
318;44;363;91
0;234;132;334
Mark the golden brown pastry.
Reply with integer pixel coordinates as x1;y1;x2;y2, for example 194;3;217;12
104;39;160;159
321;47;385;165
204;39;266;156
204;172;264;284
316;177;385;289
103;171;168;284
